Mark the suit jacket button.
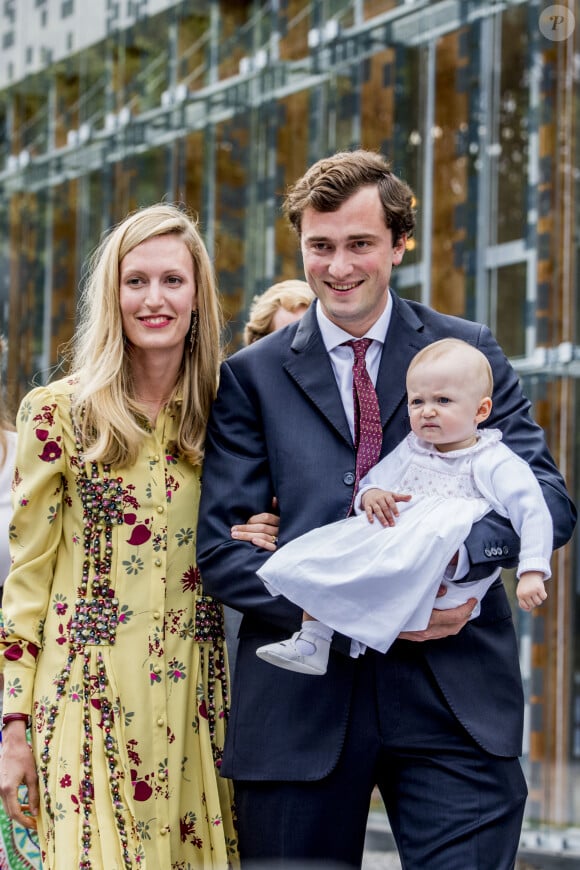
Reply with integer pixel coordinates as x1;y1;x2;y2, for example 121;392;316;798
343;472;355;486
503;546;509;555
484;548;492;557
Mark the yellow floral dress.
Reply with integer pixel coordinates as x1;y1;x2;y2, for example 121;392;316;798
1;378;238;869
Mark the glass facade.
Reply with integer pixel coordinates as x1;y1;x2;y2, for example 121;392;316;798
0;0;578;857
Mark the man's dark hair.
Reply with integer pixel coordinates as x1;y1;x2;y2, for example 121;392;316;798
283;149;416;245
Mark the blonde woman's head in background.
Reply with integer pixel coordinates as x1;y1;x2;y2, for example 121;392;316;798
244;280;314;345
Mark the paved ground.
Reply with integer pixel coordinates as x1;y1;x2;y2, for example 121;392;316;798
362;848;562;869
362;812;574;870
362;851;401;869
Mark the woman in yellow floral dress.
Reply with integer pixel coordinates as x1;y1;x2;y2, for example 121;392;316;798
0;204;278;869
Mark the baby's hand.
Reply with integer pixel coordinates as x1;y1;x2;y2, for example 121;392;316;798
360;488;412;527
516;571;547;612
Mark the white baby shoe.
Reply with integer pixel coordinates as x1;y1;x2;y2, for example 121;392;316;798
256;630;330;675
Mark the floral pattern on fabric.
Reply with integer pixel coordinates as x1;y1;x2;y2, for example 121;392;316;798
1;378;237;869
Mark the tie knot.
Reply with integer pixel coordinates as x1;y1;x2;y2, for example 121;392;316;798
345;338;372;361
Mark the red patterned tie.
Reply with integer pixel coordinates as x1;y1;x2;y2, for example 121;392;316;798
345;339;383;498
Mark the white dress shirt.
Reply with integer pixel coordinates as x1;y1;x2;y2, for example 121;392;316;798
315;295;392;440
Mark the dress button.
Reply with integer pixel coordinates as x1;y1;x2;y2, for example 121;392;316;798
157;717;164;727
155;558;162;567
160;825;169;835
158;771;167;781
157;505;164;514
153;611;161;620
153;454;160;462
153;665;162;674
343;472;355;486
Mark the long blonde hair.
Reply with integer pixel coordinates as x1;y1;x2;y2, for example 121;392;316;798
70;204;222;468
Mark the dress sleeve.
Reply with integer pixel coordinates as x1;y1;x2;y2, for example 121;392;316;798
1;386;66;715
462;324;575;579
474;445;553;580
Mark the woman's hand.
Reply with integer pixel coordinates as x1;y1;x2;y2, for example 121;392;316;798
231;500;280;552
0;720;39;830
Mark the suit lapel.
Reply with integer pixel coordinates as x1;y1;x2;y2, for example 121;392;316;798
283;305;353;447
376;292;429;428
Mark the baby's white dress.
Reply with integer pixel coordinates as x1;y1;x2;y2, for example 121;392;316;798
258;429;552;655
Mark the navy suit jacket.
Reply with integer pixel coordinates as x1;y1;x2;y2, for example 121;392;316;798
197;293;576;779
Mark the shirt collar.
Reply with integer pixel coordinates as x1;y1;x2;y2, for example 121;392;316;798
315;291;392;352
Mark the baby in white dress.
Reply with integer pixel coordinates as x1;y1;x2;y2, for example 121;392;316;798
256;339;553;675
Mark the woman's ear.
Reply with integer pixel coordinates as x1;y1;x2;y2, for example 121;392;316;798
476;396;493;424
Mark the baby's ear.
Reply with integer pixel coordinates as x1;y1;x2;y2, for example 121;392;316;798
476;396;493;423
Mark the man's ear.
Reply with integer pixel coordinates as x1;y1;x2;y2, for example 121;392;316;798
393;234;407;265
476;396;493;424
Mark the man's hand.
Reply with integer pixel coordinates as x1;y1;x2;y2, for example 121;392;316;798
398;591;477;642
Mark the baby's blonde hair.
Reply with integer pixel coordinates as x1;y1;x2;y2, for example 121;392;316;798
407;338;493;397
244;280;314;345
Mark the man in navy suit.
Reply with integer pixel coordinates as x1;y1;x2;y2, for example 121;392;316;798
197;150;576;868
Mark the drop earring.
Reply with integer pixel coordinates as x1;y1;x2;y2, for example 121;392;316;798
189;310;199;353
